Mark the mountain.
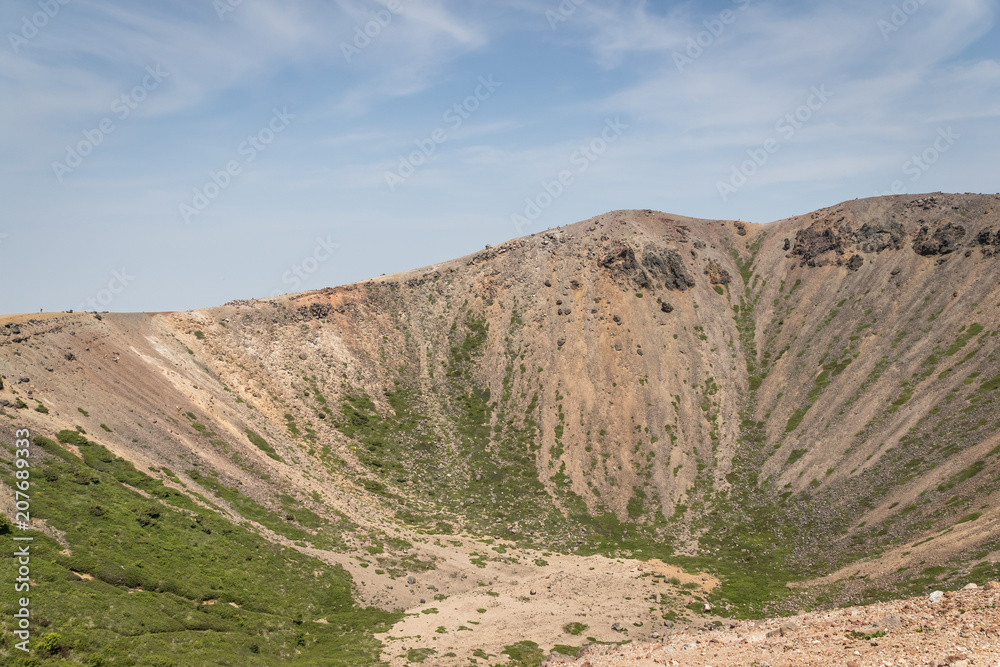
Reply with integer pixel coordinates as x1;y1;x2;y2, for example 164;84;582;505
2;192;999;665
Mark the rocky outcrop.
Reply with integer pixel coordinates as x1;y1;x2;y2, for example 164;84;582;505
848;220;905;253
642;249;695;291
976;228;1000;257
705;259;731;285
296;302;332;320
912;222;965;256
599;244;695;291
791;223;847;266
792;218;908;267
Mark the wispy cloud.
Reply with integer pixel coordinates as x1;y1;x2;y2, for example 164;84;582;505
1;0;998;313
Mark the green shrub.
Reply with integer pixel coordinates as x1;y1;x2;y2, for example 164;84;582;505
39;632;63;655
246;429;283;462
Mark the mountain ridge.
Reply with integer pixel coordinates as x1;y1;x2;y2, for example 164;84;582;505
3;192;1000;665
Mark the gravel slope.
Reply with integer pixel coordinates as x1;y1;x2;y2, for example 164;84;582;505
543;583;1000;666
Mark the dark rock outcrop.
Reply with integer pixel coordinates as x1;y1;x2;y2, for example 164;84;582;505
849;221;906;253
600;245;695;291
912;223;966;256
705;259;731;285
296;302;332;320
642;249;695;291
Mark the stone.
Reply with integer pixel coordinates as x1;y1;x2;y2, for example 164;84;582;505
878;614;902;630
912;222;966;256
929;590;944;603
964;583;978;590
705;259;731;285
984;581;1000;590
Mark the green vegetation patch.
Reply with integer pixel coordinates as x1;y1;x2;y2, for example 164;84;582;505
0;431;397;666
246;429;284;462
937;460;986;492
500;640;544;667
406;647;437;663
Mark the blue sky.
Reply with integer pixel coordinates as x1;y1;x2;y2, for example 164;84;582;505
2;0;998;313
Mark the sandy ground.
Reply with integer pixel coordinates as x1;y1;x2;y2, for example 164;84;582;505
542;584;1000;667
374;543;718;666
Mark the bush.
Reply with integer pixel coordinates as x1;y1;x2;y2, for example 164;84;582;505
39;632;63;655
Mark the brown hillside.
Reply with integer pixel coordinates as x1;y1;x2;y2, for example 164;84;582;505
3;192;1000;664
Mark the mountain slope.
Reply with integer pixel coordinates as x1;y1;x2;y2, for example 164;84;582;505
2;192;1000;665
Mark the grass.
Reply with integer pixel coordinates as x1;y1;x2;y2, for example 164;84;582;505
0;430;398;666
500;640;544;667
246;429;284;462
562;621;588;635
785;407;808;432
937;461;985;492
406;647;436;663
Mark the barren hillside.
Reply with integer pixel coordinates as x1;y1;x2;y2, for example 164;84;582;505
3;192;1000;665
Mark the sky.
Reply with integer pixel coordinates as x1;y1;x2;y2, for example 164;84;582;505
1;0;999;314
